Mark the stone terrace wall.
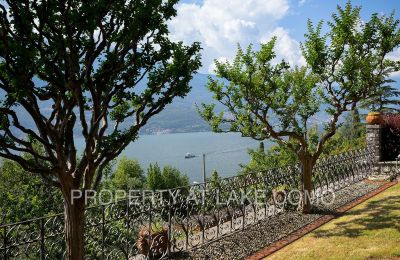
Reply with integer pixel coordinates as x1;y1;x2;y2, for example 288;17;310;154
366;113;400;180
381;114;400;161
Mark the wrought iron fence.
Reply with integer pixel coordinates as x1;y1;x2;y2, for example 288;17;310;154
0;147;375;259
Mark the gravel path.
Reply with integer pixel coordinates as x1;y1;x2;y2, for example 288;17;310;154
185;181;382;260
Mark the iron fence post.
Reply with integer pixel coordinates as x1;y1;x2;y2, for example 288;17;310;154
186;197;190;251
242;176;246;231
167;198;172;257
101;205;105;260
264;175;268;218
3;226;7;260
201;193;206;246
126;199;130;260
40;218;45;260
203;154;207;188
148;200;152;259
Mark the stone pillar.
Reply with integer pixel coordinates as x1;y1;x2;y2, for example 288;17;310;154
366;124;398;181
366;124;382;163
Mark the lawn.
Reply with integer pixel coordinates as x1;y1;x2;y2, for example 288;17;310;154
269;183;400;260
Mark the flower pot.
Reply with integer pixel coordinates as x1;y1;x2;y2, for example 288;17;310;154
272;189;287;204
137;226;169;256
366;112;382;125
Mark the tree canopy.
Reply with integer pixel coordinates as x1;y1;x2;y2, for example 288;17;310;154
0;0;201;191
146;163;189;190
201;3;400;161
0;1;201;258
0;159;63;225
360;84;400;113
110;156;145;190
199;2;400;212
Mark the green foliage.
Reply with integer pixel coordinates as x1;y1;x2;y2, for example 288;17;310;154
146;163;189;190
202;2;400;210
208;170;222;188
323;112;366;155
360;84;400;113
0;159;63;224
274;184;291;192
302;2;400;112
1;5;200;255
199;1;400;172
244;113;365;173
0;140;63;224
109;156;145;190
199;40;320;143
203;170;223;210
0;153;190;224
161;165;189;189
242;143;297;174
0;0;201;193
146;163;164;190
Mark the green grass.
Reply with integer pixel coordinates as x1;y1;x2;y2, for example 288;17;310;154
269;183;400;260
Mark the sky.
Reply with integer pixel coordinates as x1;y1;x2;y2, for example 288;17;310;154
167;0;400;75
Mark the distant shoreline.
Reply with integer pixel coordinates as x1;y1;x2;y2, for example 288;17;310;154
139;129;212;136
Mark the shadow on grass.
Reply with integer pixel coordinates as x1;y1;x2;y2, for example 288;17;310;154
312;195;400;238
311;207;342;217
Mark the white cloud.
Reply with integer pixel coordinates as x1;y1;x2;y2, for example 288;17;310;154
298;0;306;6
207;57;231;74
169;0;301;74
260;27;306;67
387;47;400;78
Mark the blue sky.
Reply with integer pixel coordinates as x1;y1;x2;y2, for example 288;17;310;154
168;0;400;75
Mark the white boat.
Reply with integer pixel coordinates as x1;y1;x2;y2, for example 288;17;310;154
185;153;196;159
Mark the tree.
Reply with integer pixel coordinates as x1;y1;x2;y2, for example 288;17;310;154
360;83;400;113
0;140;64;224
199;2;400;212
0;159;63;224
0;1;201;258
323;112;366;155
146;163;189;190
146;163;164;190
208;170;221;185
243;143;297;174
244;115;366;175
161;165;189;189
110;156;145;190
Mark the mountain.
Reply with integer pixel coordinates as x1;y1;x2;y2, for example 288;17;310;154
141;73;215;134
4;73;217;136
11;73;398;136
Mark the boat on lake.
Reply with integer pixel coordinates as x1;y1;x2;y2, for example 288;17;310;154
185;153;196;159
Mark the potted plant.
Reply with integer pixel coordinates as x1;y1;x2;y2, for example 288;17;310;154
366;112;382;125
137;222;169;257
272;184;290;204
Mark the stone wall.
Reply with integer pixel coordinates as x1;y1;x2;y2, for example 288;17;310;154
366;124;382;163
381;114;400;161
366;123;399;180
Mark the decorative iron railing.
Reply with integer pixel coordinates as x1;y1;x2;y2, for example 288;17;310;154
0;147;375;259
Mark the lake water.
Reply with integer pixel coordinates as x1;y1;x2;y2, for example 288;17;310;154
78;132;263;183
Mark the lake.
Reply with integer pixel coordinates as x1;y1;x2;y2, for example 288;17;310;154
78;132;264;183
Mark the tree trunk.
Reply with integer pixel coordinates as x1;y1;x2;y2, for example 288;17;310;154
64;195;85;260
353;108;360;124
300;157;314;213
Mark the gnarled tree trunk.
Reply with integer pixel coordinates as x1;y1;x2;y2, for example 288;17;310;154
63;190;85;260
300;155;315;213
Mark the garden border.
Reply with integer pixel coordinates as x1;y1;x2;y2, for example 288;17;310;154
246;179;399;260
